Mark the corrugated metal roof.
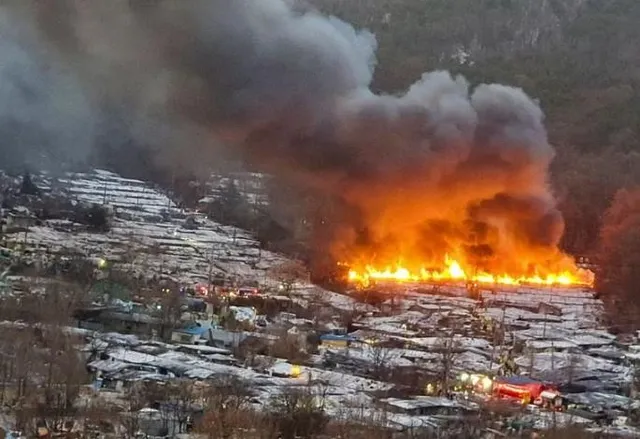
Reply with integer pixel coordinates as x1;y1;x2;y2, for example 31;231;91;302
88;359;129;373
320;334;357;342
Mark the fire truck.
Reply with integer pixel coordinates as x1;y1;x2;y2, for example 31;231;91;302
492;376;563;410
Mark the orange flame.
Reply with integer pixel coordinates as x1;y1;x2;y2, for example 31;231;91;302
346;254;594;288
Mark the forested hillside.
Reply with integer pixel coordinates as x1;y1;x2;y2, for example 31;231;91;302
308;0;640;256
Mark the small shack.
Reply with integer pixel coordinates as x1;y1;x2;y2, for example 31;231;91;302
171;323;211;344
319;334;358;349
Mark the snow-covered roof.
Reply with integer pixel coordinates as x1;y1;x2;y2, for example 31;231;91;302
566;334;614;347
269;362;301;377
176;344;231;355
382;396;470;411
565;392;640;411
88;359;130;373
229;306;257;323
525;339;577;350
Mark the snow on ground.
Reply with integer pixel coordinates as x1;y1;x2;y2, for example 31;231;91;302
292;284;365;312
9;169;289;284
330;279;629;396
306;367;394;393
2;169;634;433
516;351;629;378
406;336;491;351
205;172;270;208
39;169;178;220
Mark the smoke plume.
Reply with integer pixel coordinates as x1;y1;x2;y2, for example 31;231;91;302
0;0;567;273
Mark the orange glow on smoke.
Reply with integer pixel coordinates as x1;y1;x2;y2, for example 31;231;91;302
345;254;594;288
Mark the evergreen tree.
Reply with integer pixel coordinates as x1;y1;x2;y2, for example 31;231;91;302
20;172;39;196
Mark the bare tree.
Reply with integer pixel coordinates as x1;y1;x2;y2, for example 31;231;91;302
566;350;581;386
161;379;199;435
330;403;392;439
150;280;184;339
0;281;89;435
80;398;121;438
268;328;310;364
537;426;597;439
369;338;394;381
235;336;269;368
267;384;328;439
434;332;461;397
117;381;157;438
38;331;89;432
197;376;254;439
268;261;309;294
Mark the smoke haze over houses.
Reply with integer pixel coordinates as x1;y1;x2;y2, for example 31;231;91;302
0;0;566;271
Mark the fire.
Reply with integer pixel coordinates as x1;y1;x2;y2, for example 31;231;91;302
346;254;594;288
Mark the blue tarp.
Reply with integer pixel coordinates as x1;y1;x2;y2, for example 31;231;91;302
175;325;210;336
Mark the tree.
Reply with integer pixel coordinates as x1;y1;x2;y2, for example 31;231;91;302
52;253;98;288
71;202;112;232
554;149;640;255
118;382;153;438
197;376;254;439
268;261;309;294
267;385;328;439
20;172;40;196
161;380;199;435
149;280;184;339
597;187;640;329
235;336;269;368
37;330;88;433
434;332;461;396
209;178;254;230
0;283;90;435
368;338;393;381
268;328;310;364
328;406;392;439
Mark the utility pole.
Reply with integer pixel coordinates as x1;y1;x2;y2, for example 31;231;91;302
499;304;506;358
170;170;174;210
489;306;506;374
207;248;214;295
528;346;535;376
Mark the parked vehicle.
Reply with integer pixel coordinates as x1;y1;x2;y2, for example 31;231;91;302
492;376;563;410
237;286;262;297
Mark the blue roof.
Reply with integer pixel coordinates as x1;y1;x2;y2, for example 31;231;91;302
175;325;210;336
320;334;357;342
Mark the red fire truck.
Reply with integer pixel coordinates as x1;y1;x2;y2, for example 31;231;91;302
492;376;563;410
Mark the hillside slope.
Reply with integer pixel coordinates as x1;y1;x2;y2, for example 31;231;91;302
309;0;639;150
307;0;640;255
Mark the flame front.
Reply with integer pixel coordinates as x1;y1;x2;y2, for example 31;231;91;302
346;254;593;288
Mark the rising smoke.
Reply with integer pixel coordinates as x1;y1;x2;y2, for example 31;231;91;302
0;0;564;271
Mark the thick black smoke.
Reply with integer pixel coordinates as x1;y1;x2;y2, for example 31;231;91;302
0;0;566;270
0;7;94;171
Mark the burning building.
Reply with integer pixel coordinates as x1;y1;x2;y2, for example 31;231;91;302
0;1;593;288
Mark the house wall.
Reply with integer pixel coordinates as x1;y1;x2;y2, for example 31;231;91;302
321;340;349;348
209;329;247;348
171;332;197;344
77;319;105;332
